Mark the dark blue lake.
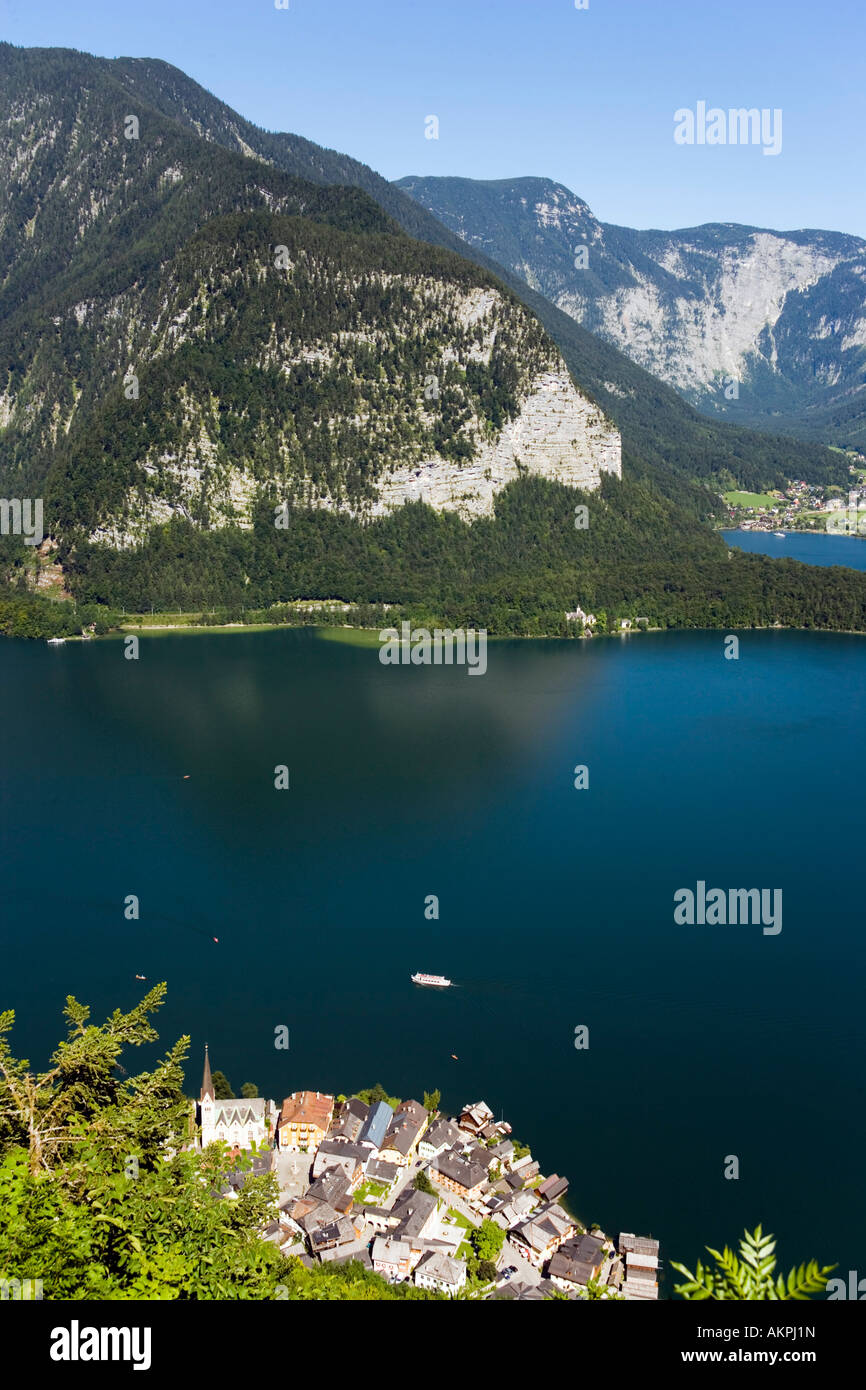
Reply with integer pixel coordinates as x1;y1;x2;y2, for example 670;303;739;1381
722;528;866;569
1;627;862;1289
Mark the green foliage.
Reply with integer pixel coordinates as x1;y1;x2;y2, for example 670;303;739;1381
671;1226;836;1301
413;1170;436;1196
470;1219;506;1263
211;1071;234;1100
240;1083;259;1099
355;1084;401;1109
423;1090;441;1114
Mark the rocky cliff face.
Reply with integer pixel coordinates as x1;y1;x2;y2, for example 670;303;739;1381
397;175;866;447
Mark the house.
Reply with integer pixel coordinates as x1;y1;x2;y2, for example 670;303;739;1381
292;1201;342;1238
494;1278;565;1301
618;1234;660;1300
196;1046;275;1151
276;1091;335;1152
510;1155;540;1183
458;1101;494;1135
619;618;632;630
379;1100;428;1167
371;1237;412;1282
365;1158;399;1191
413;1250;467;1296
305;1170;353;1214
218;1148;275;1198
486;1188;538;1230
260;1219;297;1256
510;1204;577;1267
417;1119;461;1161
329;1097;369;1142
488;1140;515;1168
430;1151;488;1201
536;1174;569;1204
311;1140;368;1186
548;1233;606;1291
565;606;596;627
390;1188;439;1244
357;1100;393;1151
309;1215;362;1258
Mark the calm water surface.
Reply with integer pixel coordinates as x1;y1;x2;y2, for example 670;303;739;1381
722;528;866;569
1;627;863;1285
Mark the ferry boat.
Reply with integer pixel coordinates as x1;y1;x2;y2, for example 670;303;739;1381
411;972;452;988
46;637;66;645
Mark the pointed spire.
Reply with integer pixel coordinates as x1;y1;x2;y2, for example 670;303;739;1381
201;1042;214;1101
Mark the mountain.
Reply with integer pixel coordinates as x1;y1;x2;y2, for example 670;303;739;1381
2;45;841;501
1;44;864;639
396;175;866;449
0;44;619;541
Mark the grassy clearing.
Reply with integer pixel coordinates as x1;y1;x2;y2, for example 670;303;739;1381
723;490;782;509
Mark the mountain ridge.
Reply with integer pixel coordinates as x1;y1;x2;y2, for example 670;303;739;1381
396;173;866;449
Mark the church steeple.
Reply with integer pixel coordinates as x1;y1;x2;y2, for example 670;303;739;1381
201;1043;214;1101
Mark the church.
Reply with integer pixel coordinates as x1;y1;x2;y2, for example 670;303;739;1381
194;1044;276;1150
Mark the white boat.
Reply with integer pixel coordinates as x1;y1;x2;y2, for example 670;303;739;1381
411;972;452;988
773;531;786;538
46;637;66;645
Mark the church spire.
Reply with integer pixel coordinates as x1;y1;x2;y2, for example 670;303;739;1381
201;1043;214;1101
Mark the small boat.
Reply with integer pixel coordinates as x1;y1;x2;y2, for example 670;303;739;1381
46;637;66;645
451;1054;459;1061
411;972;452;988
212;936;219;944
135;974;147;980
773;531;786;538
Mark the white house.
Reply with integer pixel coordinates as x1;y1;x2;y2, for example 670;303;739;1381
413;1250;467;1296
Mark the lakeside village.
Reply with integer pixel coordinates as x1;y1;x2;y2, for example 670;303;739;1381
722;469;866;535
192;1048;660;1301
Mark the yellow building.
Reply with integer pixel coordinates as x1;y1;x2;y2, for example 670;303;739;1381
277;1090;334;1151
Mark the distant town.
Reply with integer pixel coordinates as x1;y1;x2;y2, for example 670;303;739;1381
722;460;866;534
194;1048;660;1301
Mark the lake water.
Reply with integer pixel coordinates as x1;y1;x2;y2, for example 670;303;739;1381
1;626;863;1287
722;528;866;569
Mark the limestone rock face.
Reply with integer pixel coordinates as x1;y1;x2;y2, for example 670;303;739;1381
363;369;621;520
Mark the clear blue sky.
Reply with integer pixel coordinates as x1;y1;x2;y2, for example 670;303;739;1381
3;0;863;235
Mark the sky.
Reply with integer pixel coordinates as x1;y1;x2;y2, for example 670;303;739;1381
2;0;863;236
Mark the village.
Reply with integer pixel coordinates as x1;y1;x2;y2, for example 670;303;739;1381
193;1048;660;1300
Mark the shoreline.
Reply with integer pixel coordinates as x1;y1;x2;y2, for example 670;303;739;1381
106;621;866;642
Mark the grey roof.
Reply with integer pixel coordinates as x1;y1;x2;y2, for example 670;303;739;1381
330;1097;370;1141
309;1216;357;1252
434;1152;487;1190
391;1188;438;1240
414;1250;466;1285
537;1174;569;1200
366;1159;399;1184
421;1119;461;1150
306;1171;352;1208
372;1236;411;1263
316;1139;368;1163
